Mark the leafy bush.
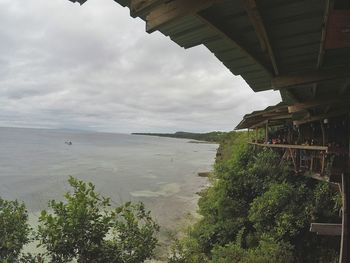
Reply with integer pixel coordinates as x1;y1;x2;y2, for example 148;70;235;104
36;177;159;263
0;177;159;263
0;198;29;262
168;133;341;262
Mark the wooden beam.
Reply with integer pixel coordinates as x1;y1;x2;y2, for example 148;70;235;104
196;14;273;76
288;97;350;113
241;0;279;75
340;172;350;263
311;83;318;99
146;0;220;33
249;119;268;129
339;79;350;95
310;223;342;236
130;0;164;17
317;0;331;69
272;66;350;90
249;142;328;152
293;109;349;126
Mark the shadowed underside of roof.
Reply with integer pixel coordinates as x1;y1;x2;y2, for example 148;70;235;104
107;0;350;103
109;0;350;126
235;102;291;130
71;0;350;126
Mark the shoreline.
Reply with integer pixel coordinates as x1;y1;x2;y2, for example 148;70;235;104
145;171;212;262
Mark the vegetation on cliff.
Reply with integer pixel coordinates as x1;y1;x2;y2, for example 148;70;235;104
169;131;341;263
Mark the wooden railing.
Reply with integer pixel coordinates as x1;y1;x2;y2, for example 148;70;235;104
249;142;331;180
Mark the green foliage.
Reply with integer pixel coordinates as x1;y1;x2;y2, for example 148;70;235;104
210;236;295;263
19;253;46;263
0;198;29;263
36;176;159;263
168;132;341;262
0;177;159;263
249;183;310;239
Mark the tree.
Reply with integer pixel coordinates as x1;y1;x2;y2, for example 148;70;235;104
0;198;29;262
36;177;159;263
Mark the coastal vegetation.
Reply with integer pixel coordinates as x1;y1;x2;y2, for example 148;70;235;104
0;131;342;262
0;177;159;263
168;131;341;263
132;131;226;143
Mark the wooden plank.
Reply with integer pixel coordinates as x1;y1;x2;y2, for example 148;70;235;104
196;14;273;77
317;0;331;68
272;66;350;90
241;0;279;75
248;142;328;152
339;79;350;95
340;172;350;262
130;0;164;17
293;110;349;126
288;98;350;113
310;223;342;236
249;119;268;129
146;0;220;33
325;10;350;50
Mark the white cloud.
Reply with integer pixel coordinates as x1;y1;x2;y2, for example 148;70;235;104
0;0;281;133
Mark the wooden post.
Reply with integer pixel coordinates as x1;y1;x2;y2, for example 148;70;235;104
339;117;350;263
340;172;350;263
320;120;326;146
265;121;269;143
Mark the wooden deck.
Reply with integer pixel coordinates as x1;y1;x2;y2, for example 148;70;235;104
249;142;328;152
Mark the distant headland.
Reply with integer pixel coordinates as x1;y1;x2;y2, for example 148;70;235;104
132;131;226;143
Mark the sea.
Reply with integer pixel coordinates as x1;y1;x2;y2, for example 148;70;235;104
0;127;218;258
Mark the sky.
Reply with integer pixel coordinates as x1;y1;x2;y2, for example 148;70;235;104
0;0;281;133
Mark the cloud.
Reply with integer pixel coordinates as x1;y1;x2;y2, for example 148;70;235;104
0;0;281;133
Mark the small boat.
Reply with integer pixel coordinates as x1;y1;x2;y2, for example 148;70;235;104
65;141;72;145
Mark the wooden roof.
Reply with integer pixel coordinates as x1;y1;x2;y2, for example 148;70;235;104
235;102;291;129
71;0;350;123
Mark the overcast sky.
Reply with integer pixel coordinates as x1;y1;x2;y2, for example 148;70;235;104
0;0;281;133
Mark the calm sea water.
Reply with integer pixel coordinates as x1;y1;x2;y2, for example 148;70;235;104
0;127;217;237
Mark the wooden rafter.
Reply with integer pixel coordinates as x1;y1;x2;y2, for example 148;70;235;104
249;119;268;129
196;14;273;77
272;66;350;90
241;0;279;75
130;0;164;17
317;0;331;69
288;97;350;113
145;0;220;33
313;0;331;99
293;109;349;126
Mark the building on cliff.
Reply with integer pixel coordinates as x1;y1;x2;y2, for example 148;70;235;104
67;0;350;261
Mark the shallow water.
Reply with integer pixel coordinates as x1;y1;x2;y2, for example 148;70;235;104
0;127;218;258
